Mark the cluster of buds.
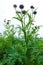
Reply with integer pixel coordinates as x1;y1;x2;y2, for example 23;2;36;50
4;19;11;24
30;5;37;14
13;4;37;15
13;4;26;15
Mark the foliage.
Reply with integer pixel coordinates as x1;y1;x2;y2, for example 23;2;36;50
0;5;43;65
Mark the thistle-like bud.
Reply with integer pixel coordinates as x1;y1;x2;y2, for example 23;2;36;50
22;10;26;14
13;4;17;8
19;4;24;9
33;11;37;15
30;5;34;9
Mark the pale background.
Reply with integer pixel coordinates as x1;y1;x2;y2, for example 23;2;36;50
0;0;43;37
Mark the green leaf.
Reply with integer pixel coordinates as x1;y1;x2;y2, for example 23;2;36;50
13;16;23;22
25;12;33;30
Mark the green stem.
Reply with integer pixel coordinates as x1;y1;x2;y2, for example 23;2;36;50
20;10;28;46
24;15;25;26
23;30;28;46
21;9;23;27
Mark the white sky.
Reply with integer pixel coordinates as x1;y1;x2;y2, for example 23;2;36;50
0;0;43;37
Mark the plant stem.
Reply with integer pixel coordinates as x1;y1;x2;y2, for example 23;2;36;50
23;24;28;46
21;9;23;27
